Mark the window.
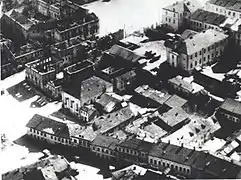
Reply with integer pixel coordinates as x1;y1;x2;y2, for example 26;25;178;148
203;57;206;62
228;11;231;15
150;159;153;163
190;63;193;69
166;17;168;22
74;139;77;143
169;18;171;23
233;12;236;17
70;101;73;108
199;59;202;64
173;13;175;17
76;103;79;112
195;61;197;66
173;19;175;24
154;160;157;165
208;55;210;60
208;47;210;51
203;49;206;53
199;51;201;55
190;55;193;59
179;167;182;171
195;52;197;57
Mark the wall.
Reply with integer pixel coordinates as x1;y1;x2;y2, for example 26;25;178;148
62;91;81;116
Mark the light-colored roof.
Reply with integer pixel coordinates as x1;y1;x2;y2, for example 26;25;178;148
177;29;228;55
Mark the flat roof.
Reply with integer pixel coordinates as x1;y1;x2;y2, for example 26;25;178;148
65;60;93;74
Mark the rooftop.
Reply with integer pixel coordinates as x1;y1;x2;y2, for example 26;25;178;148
168;76;204;94
118;138;153;152
164;94;187;108
2;155;72;180
93;106;136;134
65;60;93;74
80;76;113;105
181;29;198;40
5;9;34;30
54;36;83;50
26;114;69;138
164;0;201;14
219;98;241;116
135;85;172;105
95;93;121;113
155;107;190;127
92;134;120;150
208;0;241;12
176;29;228;55
191;9;227;26
109;44;143;63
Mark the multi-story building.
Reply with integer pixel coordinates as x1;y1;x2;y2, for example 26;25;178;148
162;0;201;31
116;138;153;165
216;98;241;129
14;43;44;68
26;114;79;146
205;0;241;19
25;57;57;90
190;9;227;32
1;42;15;79
53;8;99;42
45;78;63;100
36;0;79;20
51;36;87;66
168;75;204;97
62;76;113;119
165;29;229;73
63;59;94;83
90;135;120;160
1;9;35;44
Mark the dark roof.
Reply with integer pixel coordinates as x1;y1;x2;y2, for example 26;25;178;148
26;114;69;138
149;142;241;178
62;81;81;99
109;44;143;63
92;135;120;150
219;98;241;116
191;9;226;26
118;138;153;152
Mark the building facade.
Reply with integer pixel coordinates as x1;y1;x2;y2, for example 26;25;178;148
205;0;241;19
162;0;200;31
165;29;229;73
190;9;226;32
25;57;56;90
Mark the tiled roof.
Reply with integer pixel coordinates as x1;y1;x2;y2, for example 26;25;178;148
219;98;241;116
26;114;69;138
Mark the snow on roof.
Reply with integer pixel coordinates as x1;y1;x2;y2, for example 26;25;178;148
201;66;225;81
120;34;148;45
201;137;226;153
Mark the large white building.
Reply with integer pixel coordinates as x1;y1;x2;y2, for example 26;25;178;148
205;0;241;19
165;29;229;73
162;0;201;31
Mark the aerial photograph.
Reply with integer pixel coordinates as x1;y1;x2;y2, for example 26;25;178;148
1;0;241;179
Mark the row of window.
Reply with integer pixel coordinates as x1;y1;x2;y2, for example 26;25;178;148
93;147;116;156
165;17;176;24
150;158;190;174
191;21;220;31
30;128;73;144
211;4;241;18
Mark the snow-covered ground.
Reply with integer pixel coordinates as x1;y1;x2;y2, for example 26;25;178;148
84;0;207;37
0;71;62;173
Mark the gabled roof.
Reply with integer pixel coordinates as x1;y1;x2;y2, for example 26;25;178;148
26;114;69;138
109;44;143;63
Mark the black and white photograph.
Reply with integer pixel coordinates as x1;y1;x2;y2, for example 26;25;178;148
1;0;241;179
